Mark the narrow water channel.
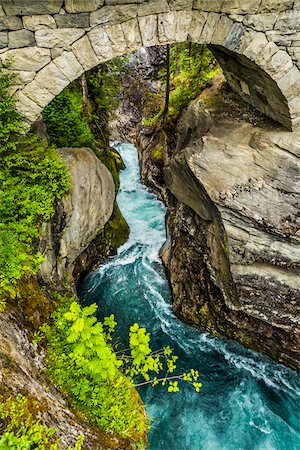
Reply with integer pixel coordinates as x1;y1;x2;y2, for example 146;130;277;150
78;142;300;450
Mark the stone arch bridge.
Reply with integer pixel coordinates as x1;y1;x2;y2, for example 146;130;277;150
0;0;300;130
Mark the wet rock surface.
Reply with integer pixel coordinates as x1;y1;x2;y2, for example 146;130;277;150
137;82;300;371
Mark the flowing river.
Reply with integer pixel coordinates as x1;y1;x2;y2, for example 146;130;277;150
78;142;300;450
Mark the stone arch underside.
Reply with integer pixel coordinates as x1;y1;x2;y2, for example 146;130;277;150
0;2;299;131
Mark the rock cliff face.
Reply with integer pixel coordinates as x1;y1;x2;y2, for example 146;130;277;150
137;82;300;371
0;291;132;450
39;147;116;287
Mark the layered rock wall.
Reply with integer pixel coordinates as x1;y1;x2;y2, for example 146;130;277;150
0;0;300;130
163;90;300;370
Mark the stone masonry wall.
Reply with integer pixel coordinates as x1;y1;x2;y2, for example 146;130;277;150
0;0;299;130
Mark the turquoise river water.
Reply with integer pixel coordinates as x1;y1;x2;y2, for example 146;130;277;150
78;142;300;450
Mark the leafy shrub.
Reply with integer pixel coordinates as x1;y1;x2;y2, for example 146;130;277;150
0;69;70;296
42;296;202;441
0;65;23;153
0;394;84;449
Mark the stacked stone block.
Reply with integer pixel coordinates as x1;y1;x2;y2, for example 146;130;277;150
0;0;298;130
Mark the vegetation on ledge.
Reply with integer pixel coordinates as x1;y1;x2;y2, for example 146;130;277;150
0;66;70;299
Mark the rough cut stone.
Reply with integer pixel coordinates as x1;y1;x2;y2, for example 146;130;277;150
201;12;220;44
54;13;90;28
53;50;84;82
138;15;159;47
23;15;57;31
2;0;64;16
275;11;300;32
169;0;193;10
137;0;169;16
0;32;7;48
221;0;261;14
0;47;51;71
90;5;137;27
174;10;193;42
121;19;142;53
8;29;35;48
258;0;294;13
34;61;69;96
243;13;278;31
12;70;35;86
88;26;114;61
189;11;208;42
72;35;99;70
64;0;104;13
0;16;23;31
15;90;42;124
193;0;223;12
213;14;233;46
104;23;127;56
158;12;177;43
35;28;85;50
0;7;4;16
265;50;293;80
22;79;54;108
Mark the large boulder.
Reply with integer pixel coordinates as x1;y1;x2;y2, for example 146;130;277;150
39;147;115;284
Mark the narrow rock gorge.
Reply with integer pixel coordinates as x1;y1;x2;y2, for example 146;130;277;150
131;75;300;371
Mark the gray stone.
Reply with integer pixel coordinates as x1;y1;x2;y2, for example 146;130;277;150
15;90;42;124
265;50;293;80
189;11;208;43
169;0;193;9
221;0;261;14
0;16;23;31
47;147;115;279
104;23;127;56
72;35;99;70
275;11;300;33
90;5;137;27
13;70;36;86
64;0;104;13
51;48;64;58
174;10;193;42
243;13;278;31
53;50;84;82
158;11;177;44
35;28;85;50
193;0;223;12
137;0;169;16
34;61;70;96
88;26;114;61
22;79;54;108
138;15;159;47
0;32;7;48
258;0;294;13
121;19;142;53
8;29;35;49
201;12;220;43
54;13;90;28
0;7;4;16
2;0;64;15
0;47;51;71
23;15;57;31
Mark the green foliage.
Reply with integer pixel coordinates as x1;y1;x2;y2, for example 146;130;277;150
143;44;221;125
0;394;83;449
43;88;94;148
0;65;23;153
0;135;69;294
86;58;128;148
42;296;202;441
0;69;70;296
